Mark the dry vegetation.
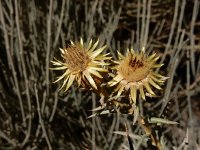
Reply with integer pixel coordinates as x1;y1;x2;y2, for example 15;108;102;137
0;0;200;149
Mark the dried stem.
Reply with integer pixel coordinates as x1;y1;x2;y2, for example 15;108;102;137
137;116;162;150
0;0;26;125
34;84;52;150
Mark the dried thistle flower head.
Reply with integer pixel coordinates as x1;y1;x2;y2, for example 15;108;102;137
109;48;167;103
51;38;110;91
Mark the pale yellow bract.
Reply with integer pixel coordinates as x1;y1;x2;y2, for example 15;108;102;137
109;48;167;103
51;38;110;91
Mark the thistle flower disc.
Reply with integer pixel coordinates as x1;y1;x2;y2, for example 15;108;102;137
109;48;167;103
51;38;110;91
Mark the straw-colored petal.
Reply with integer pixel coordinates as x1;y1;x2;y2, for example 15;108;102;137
64;74;75;92
90;67;107;72
50;66;67;70
51;58;67;66
139;85;146;100
77;76;82;87
152;64;164;68
149;78;161;89
92;61;109;66
117;84;126;97
90;45;107;59
141;47;145;53
87;39;93;50
51;60;62;66
152;56;160;62
88;68;103;78
88;39;99;53
59;48;65;54
112;74;124;82
117;51;125;59
130;85;137;103
95;55;111;60
59;76;69;90
152;72;166;78
144;82;155;95
109;81;118;87
70;40;74;45
80;38;83;46
53;69;71;83
130;48;135;54
147;53;156;61
126;48;131;56
150;74;165;83
84;71;97;89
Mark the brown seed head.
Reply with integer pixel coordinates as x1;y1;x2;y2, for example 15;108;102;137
119;53;150;82
63;45;90;72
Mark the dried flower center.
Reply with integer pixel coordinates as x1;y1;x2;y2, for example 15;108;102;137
63;45;90;72
119;54;150;82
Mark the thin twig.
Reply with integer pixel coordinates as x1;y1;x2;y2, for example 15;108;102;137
0;130;16;147
143;0;151;48
45;0;53;99
190;0;199;76
160;0;179;64
109;113;119;150
0;0;26;125
53;0;66;49
34;84;52;150
49;92;58;122
186;49;194;133
14;0;32;146
92;93;96;150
